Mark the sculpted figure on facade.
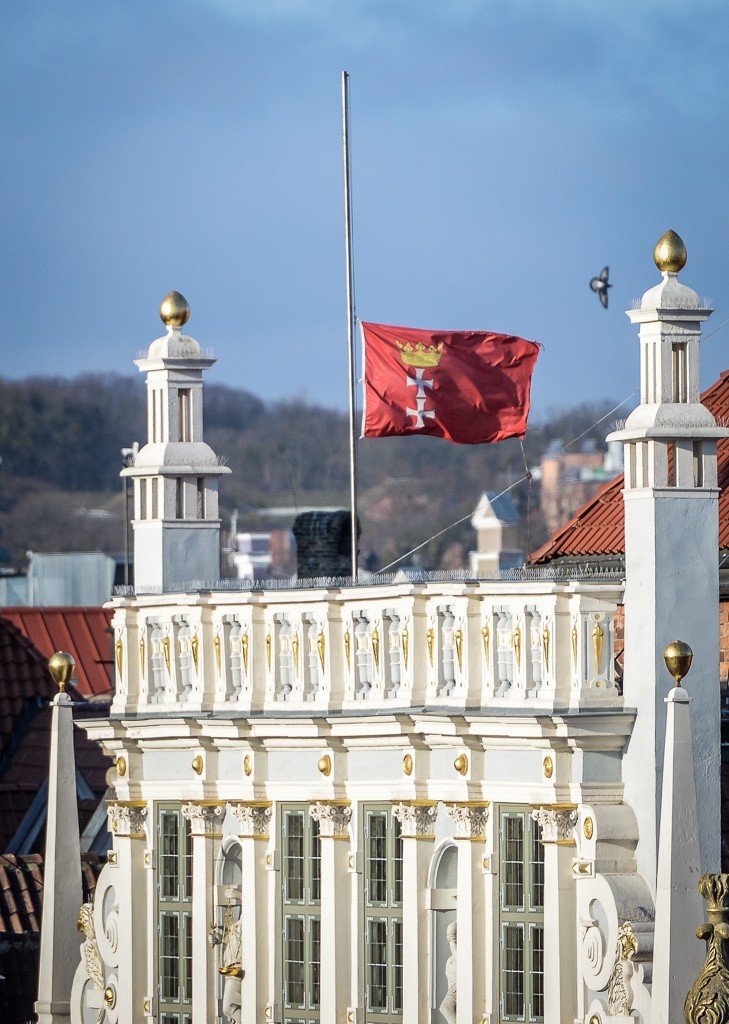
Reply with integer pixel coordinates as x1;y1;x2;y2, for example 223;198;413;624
685;874;729;1024
439;921;457;1024
607;922;639;1015
209;886;244;1024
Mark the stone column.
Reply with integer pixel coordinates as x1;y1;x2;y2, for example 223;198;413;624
445;804;490;1024
181;802;226;1024
309;802;353;1023
35;687;83;1024
106;802;150;1024
531;805;578;1024
392;802;438;1024
230;802;272;1024
652;686;704;1024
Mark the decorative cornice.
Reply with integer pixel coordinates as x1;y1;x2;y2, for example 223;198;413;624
107;801;148;839
531;805;578;844
230;802;272;839
392;802;438;839
181;801;226;836
309;801;352;839
445;802;490;840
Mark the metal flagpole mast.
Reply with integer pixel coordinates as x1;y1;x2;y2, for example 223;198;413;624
342;70;359;579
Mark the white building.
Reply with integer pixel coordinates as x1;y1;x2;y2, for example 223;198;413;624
469;492;523;575
65;234;721;1024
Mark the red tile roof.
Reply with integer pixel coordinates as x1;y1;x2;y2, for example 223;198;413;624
530;370;729;564
0;853;103;1024
0;617;59;756
0;607;113;698
0;616;112;850
0;852;102;936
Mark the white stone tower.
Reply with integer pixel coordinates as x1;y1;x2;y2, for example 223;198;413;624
609;230;728;888
122;291;230;593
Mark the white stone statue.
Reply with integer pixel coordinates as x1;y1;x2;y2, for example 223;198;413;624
209;887;244;1024
439;921;457;1024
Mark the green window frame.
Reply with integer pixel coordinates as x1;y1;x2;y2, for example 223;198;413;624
498;806;544;1024
157;805;193;1024
363;805;403;1023
281;806;321;1024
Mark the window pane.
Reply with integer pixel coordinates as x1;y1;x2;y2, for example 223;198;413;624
160;913;180;1001
367;813;388;905
393;920;403;1012
160;812;179;900
183;822;193;902
310;817;321;904
367;919;388;1011
285;812;305;902
285;917;305;1007
393;817;403;906
183;914;193;1002
531;825;545;910
531;925;544;1020
503;815;524;910
503;923;525;1018
311;916;321;1008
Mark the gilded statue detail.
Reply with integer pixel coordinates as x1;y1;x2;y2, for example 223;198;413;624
685;874;729;1024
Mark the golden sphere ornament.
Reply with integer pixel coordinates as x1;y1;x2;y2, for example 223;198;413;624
159;290;190;327
653;230;687;273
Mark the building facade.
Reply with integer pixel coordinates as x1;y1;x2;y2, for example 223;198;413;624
69;234;722;1024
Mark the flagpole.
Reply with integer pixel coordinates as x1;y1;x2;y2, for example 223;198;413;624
342;70;359;579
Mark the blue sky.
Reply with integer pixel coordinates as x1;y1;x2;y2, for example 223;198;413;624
2;0;728;419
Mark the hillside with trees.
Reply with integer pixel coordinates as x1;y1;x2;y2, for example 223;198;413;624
0;374;617;574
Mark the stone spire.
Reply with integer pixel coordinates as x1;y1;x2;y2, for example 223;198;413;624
35;653;83;1024
651;643;705;1024
121;292;231;593
609;231;728;889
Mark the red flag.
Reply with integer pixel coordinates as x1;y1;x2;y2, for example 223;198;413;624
361;322;540;444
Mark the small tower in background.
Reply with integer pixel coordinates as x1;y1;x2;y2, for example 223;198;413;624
122;292;230;592
609;231;728;887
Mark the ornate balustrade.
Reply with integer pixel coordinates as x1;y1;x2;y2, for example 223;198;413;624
110;579;623;715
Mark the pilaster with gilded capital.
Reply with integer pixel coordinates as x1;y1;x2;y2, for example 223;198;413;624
107;802;148;839
309;802;352;840
231;802;273;839
445;802;490;840
532;806;578;845
535;806;579;1024
181;801;226;837
392;802;438;839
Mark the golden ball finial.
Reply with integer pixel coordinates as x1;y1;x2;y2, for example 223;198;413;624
653;230;687;274
48;651;75;691
159;291;190;328
663;640;693;687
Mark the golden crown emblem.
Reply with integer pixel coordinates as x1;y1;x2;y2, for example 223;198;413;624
396;340;444;368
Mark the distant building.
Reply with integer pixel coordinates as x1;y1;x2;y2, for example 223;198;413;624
535;439;622;535
469;491;523;575
0;552;117;606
